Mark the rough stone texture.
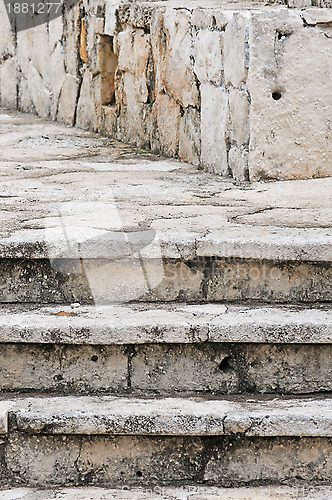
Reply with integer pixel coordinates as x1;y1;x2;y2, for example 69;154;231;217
0;304;331;345
1;256;331;304
204;437;332;486
247;9;332;181
1;3;331;181
1;432;332;487
5;395;332;437
0;110;331;303
0;344;128;394
1;486;332;499
2;486;332;499
200;83;228;175
1;339;331;395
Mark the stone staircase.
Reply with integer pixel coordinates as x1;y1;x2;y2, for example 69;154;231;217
0;109;331;497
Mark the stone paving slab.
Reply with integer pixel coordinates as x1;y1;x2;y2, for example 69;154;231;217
1;485;332;500
0;109;331;262
0;303;331;345
5;394;332;437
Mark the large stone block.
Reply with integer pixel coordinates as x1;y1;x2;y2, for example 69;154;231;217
200;83;228;175
0;58;17;109
153;93;181;156
193;29;223;86
247;10;332;181
152;9;199;108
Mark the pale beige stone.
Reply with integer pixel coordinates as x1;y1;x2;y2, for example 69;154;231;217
76;71;96;129
228;147;249;181
179;107;201;166
57;74;79;126
228;87;249;146
0;58;17;109
200;83;228;175
154;93;181;156
247;10;332;181
193;29;223;86
153;9;199;108
223;12;250;87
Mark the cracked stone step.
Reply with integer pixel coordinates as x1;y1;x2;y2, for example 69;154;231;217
1;395;332;487
0;110;331;305
6;394;332;437
0;303;330;345
1;303;331;396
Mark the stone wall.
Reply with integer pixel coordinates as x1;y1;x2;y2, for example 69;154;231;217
0;0;331;181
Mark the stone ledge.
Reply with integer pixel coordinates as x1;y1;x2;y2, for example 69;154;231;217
4;394;332;437
1;486;332;499
0;303;331;345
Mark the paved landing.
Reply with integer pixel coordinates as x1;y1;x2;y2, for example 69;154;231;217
0;108;331;261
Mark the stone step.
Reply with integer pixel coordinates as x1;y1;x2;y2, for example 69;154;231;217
0;112;331;305
0;394;331;487
0;303;331;396
2;486;332;499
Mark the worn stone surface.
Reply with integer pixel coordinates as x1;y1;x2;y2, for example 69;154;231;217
2;486;332;499
2;432;332;487
247;10;332;181
0;303;331;345
0;344;128;394
4;394;332;437
0;109;331;261
1;3;331;181
1;486;332;499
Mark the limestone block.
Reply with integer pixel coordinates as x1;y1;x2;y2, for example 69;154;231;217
228;87;249;147
228;147;249;182
153;93;181;156
0;58;17;108
64;5;81;75
26;63;51;119
193;30;223;86
116;72;151;147
105;1;120;36
76;71;96;129
116;28;150;78
86;15;105;73
191;8;230;30
50;43;67;120
48;15;63;54
57;74;79;126
0;2;15;59
200;83;228;175
223;12;250;87
179;106;201;165
29;24;51;88
247;10;332;180
16;29;34;76
18;77;35;113
152;9;199;108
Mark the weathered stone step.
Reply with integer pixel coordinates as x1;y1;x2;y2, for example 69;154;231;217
0;303;331;396
2;486;332;500
0;109;331;304
2;255;331;304
0;394;331;487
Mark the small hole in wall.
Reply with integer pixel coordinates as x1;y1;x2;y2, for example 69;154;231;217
91;355;99;362
219;356;231;371
211;15;216;28
272;91;282;101
136;471;143;477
